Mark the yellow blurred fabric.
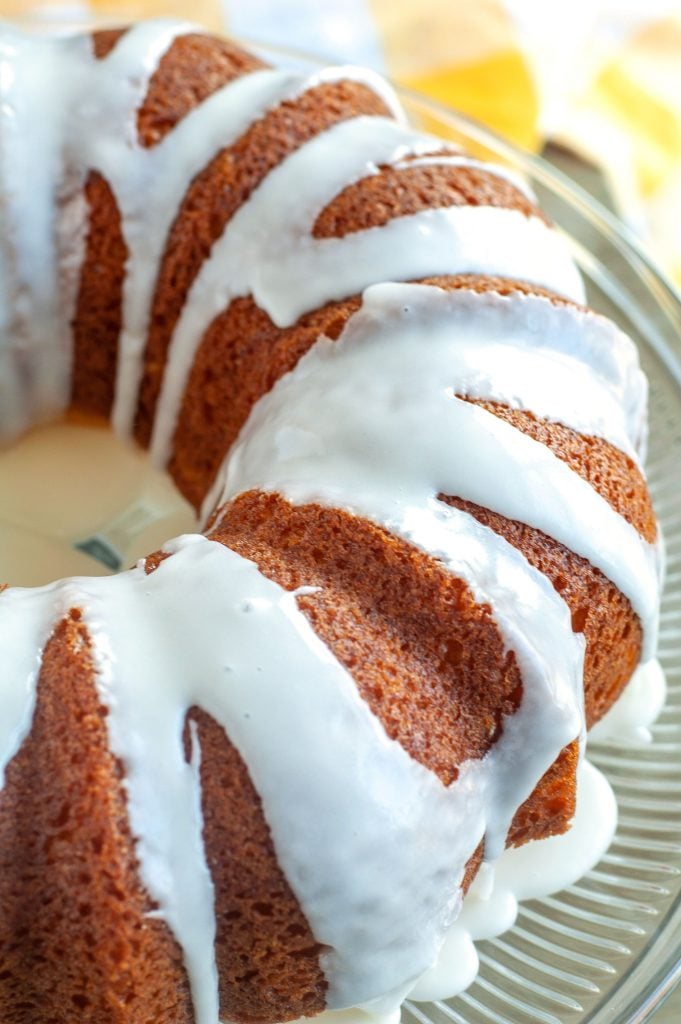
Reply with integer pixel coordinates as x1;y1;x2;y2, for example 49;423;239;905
7;0;681;287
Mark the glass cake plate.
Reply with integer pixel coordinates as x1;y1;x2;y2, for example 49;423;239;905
242;40;681;1024
7;12;681;1023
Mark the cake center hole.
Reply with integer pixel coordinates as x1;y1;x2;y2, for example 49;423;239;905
0;413;196;587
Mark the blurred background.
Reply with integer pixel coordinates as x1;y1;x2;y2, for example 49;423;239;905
4;0;681;294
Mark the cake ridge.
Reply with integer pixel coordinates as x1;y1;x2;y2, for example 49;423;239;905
149;119;583;465
0;531;583;1022
0;17;663;1024
0;18;583;454
211;281;659;657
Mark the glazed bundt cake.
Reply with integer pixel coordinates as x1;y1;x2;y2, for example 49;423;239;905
0;18;661;1024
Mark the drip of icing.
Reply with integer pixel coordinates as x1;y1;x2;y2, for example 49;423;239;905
239;759;618;1024
0;21;190;439
254;204;584;326
153;118;583;462
147;114;448;459
212;282;660;657
0;533;583;1019
105;63;414;438
289;757;619;1023
0;29;88;438
1;18;578;455
0;21;413;443
107;66;312;438
0;19;661;1024
406;758;617;1004
268;282;648;457
589;659;666;744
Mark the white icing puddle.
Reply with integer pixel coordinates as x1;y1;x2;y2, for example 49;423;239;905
406;759;616;1002
277;660;665;1024
0;416;194;585
278;761;616;1024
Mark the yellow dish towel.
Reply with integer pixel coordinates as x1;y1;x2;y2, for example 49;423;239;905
9;0;681;288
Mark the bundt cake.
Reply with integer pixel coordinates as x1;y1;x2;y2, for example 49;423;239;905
0;17;662;1024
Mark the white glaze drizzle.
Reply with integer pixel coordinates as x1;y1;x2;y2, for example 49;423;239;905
0;532;582;1018
287;757;620;1024
152;119;584;463
589;658;666;744
297;714;636;1023
275;282;646;458
407;757;618;1004
1;18;578;454
106;65;413;438
211;281;659;657
0;29;88;438
107;66;310;438
0;18;662;1024
0;21;410;443
0;20;190;439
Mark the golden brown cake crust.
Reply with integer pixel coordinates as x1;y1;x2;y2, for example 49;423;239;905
71;171;127;416
6;25;659;1024
210;491;526;787
133;78;391;449
72;30;266;421
168;293;362;508
186;709;327;1023
0;613;193;1024
207;492;579;844
138;34;265;147
312;161;547;237
443;498;643;726
92;28;125;60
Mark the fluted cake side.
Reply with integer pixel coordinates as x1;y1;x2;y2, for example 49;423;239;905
0;19;660;1024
